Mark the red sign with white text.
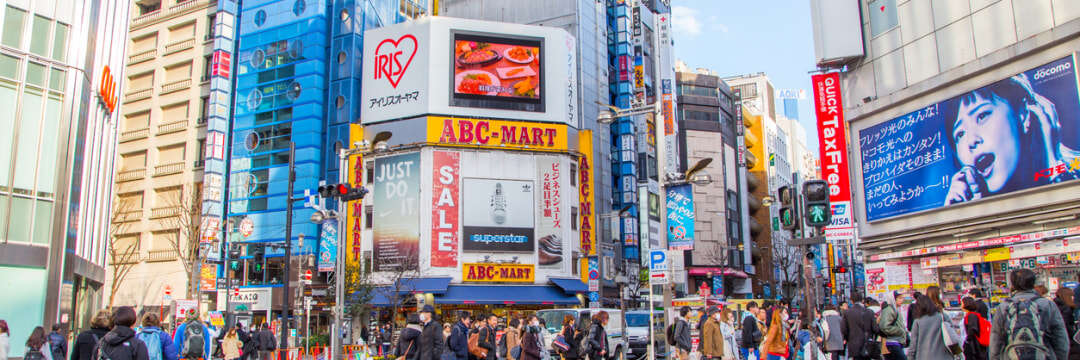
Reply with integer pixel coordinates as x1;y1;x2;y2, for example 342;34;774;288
812;72;854;229
431;150;460;267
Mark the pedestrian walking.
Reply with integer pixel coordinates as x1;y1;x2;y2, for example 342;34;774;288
1054;287;1080;360
840;294;879;360
172;310;210;360
0;319;9;360
72;310;111;360
961;297;989;360
381;324;395;356
254;324;276;360
673;307;692;360
221;328;242;360
448;312;471;360
47;324;66;360
990;269;1069;360
905;292;921;331
136;313;176;360
910;292;963;360
762;307;789;360
741;301;764;360
535;318;550;360
718;307;739;360
99;306;151;360
969;289;991;320
519;317;541;360
819;306;844;360
235;323;252;360
397;314;423;360
700;307;724;360
503;319;521;360
24;326;52;360
584;312;609;360
419;305;445;360
877;292;908;360
557;316;580;360
476;315;497;360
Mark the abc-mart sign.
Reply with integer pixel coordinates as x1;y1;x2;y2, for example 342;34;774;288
360;17;577;126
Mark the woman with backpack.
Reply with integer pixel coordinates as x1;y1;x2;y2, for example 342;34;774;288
137;313;177;360
24;326;53;360
72;310;112;360
1053;288;1080;360
909;293;957;360
962;297;989;360
100;307;151;360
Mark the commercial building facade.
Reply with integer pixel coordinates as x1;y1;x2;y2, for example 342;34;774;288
810;0;1080;304
0;0;131;355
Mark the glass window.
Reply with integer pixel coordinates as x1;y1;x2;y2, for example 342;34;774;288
29;15;50;57
2;6;26;48
14;89;43;193
0;81;15;188
0;55;18;79
51;22;67;62
25;62;45;87
48;68;64;91
37;94;60;196
33;200;51;244
9;196;32;243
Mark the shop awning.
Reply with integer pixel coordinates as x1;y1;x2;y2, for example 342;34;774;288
688;267;749;279
549;278;588;294
396;277;452;294
435;285;582;305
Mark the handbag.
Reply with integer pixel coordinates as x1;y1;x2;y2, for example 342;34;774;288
861;313;882;359
469;332;488;359
552;335;570;353
397;341;412;360
941;313;964;356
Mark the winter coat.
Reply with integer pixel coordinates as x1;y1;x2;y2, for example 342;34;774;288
237;328;254;356
963;312;988;360
520;328;540;360
585;323;607;360
876;303;907;345
171;321;211;359
72;327;111;360
820;310;845;352
221;334;242;360
990;290;1069;360
840;304;879;357
674;318;691;352
740;314;762;349
397;325;423;360
0;332;8;360
562;326;585;360
700;318;724;358
718;321;739;360
1055;298;1080;360
100;326;150;360
254;329;276;351
477;326;497;360
504;328;521;359
448;322;470;360
761;317;788;356
909;312;955;360
138;326;177;360
48;332;67;360
420;320;445;360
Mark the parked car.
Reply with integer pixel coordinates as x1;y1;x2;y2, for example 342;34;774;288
623;310;666;360
536;308;627;360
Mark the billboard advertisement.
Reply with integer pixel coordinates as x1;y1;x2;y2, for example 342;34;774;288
451;32;543;111
317;219;338;272
427;117;568;152
858;55;1080;221
537;157;565;267
579;130;596;257
811;72;855;230
431;151;460;267
373;152;421;271
462;178;535;252
361;17;576;125
666;183;695;250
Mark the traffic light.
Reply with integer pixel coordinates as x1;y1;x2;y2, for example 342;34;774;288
777;185;797;230
832;266;848;274
318;183;369;201
252;245;265;272
228;246;242;270
803;180;831;227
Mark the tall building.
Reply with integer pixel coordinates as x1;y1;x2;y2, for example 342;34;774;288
0;0;131;354
810;1;1080;301
107;0;223;316
674;66;753;298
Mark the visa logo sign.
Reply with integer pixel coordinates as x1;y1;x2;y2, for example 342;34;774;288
829;202;853;228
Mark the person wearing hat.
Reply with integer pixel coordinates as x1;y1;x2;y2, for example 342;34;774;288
877;291;909;360
418;305;445;360
700;306;725;360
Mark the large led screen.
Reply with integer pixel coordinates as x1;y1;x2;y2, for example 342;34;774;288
859;55;1080;221
450;32;544;112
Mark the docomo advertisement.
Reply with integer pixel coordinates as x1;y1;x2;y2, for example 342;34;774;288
361;17;577;125
811;72;855;230
431;151;460;267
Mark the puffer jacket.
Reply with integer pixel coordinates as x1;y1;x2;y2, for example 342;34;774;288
100;326;150;360
877;303;907;345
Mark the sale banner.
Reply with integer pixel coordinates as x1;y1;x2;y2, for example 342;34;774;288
431;150;460;267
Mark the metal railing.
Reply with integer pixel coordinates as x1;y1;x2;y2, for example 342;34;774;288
112;252;142;265
124;88;152;102
150;205;182;219
119;127;150;143
117;168;146;182
193;159;205;168
127;49;157;65
163;38;195;55
130;0;215;29
146;249;179;262
160;78;191;94
153;162;185;177
112;210;143;223
156;119;188;135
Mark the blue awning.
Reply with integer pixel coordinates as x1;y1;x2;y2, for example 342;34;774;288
549;278;588;294
396;277;452;294
435;285;582;305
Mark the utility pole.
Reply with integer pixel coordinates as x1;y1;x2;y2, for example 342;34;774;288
280;142;295;349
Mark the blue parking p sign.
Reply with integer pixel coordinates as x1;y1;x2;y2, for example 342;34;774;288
649;250;667;271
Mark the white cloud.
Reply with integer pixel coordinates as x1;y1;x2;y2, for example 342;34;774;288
671;6;702;37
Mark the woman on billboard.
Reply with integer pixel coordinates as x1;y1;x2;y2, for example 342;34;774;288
943;73;1080;205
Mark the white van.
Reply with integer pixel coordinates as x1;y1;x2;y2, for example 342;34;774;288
536;308;626;360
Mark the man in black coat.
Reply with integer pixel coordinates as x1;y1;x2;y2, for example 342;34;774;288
840;294;880;360
418;305;445;360
448;312;471;360
477;314;498;360
739;301;763;360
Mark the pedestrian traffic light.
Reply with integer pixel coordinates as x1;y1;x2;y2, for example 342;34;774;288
252;245;265;273
318;183;369;201
803;180;831;227
777;185;797;230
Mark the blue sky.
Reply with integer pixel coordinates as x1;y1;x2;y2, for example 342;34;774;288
670;0;820;153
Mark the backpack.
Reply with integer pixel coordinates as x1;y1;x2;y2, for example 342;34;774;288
579;325;595;356
965;312;992;346
136;329;164;360
497;331;508;359
49;333;66;356
1004;297;1052;360
180;322;206;359
95;335;136;360
25;347;46;360
665;322;677;346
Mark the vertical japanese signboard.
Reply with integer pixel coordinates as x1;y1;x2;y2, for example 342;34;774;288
537;157;564;268
373;152;421;271
811;72;855;239
347;125;364;273
317;219;338;272
666;183;695;250
431;151;460;267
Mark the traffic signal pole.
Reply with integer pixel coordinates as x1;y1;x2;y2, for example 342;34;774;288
281;143;295;350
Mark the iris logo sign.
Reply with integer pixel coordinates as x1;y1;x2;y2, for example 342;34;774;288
373;34;418;88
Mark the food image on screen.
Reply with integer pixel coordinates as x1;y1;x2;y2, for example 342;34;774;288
452;33;542;105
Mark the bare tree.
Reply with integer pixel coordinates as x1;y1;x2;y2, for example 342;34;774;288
371;248;423;331
157;183;203;299
108;197;143;308
771;236;802;304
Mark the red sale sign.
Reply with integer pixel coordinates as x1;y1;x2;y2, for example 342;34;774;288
811;72;854;229
431;150;460;267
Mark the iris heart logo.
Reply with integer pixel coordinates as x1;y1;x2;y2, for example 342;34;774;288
373;34;418;88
